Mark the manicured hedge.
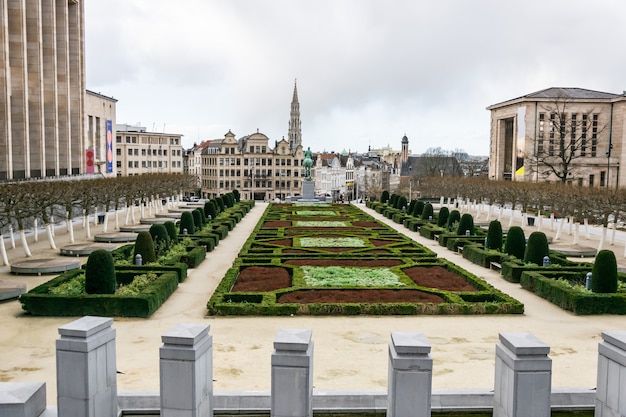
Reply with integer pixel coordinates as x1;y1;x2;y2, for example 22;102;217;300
19;270;179;317
180;246;207;268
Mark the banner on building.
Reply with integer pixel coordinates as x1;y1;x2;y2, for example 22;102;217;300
106;119;113;173
85;149;95;173
515;107;526;177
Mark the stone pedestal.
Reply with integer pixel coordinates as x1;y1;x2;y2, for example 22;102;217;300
387;332;432;417
271;329;313;417
595;330;626;417
56;316;117;417
0;382;46;417
160;323;213;417
301;180;314;200
493;333;551;417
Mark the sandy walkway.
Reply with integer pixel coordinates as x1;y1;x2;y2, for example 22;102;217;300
0;202;624;405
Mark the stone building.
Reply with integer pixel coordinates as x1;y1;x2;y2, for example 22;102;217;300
487;87;626;187
115;124;184;177
1;0;85;180
85;91;117;176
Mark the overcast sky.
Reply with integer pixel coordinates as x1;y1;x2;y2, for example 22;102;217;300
85;0;626;156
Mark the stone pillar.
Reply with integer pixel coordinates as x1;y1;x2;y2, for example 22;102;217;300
493;332;551;417
595;330;626;417
160;323;213;417
271;329;313;417
56;316;117;417
387;332;432;417
0;382;46;417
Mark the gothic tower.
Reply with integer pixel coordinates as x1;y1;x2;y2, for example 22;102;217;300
288;80;302;151
401;134;409;165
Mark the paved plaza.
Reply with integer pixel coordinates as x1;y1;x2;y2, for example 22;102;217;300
0;202;625;406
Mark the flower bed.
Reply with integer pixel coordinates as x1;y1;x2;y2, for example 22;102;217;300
207;203;523;316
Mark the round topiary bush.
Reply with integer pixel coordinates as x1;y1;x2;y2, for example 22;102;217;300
437;206;449;227
85;249;116;294
164;221;178;243
205;200;217;220
407;199;417;215
486;220;503;250
591;250;618;293
192;209;203;230
233;189;240;202
421;203;434;220
380;190;390;204
179;211;195;235
504;226;526;260
149;223;170;257
524;231;549;265
390;194;399;208
215;196;225;211
447;210;461;231
412;201;425;217
397;196;408;211
456;213;475;235
134;231;156;264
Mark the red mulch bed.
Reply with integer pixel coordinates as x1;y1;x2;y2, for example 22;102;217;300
278;289;444;303
403;266;478;291
263;221;291;228
370;239;401;247
285;259;402;267
282;249;309;254
352;221;384;228
267;239;292;246
231;266;291;292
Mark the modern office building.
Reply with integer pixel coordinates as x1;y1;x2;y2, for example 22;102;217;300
487;87;626;187
85;91;117;176
0;0;85;180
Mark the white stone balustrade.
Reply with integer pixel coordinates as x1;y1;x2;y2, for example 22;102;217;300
596;330;626;417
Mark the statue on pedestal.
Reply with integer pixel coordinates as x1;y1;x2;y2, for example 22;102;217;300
303;147;313;180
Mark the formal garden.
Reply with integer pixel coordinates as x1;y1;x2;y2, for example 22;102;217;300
19;190;255;317
370;185;626;315
207;203;523;316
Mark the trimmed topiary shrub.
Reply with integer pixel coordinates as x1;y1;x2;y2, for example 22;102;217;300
215;196;225;211
164;221;178;243
192;209;203;230
397;196;408;211
412;201;425;217
85;249;116;294
591;250;618;293
447;210;461;231
524;231;549;266
149;223;170;257
179;211;195;235
437;206;449;227
407;199;417;215
390;194;399;208
486;220;503;250
380;190;390;204
504;226;525;259
205;200;218;220
233;189;240;202
421;203;434;220
456;213;475;235
134;231;157;264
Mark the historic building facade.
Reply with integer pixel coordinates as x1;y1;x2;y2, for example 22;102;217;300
488;87;626;187
115;124;184;177
1;0;85;180
85;91;117;176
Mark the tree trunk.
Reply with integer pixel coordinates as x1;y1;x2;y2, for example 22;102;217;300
46;223;57;250
67;213;75;244
554;218;565;241
597;226;607;252
84;211;91;239
549;213;555;231
584;218;590;239
9;226;15;249
573;222;579;245
125;203;131;225
610;220;617;245
507;209;514;229
33;219;38;242
537;213;543;232
19;229;32;257
0;234;9;266
115;209;120;230
103;212;110;233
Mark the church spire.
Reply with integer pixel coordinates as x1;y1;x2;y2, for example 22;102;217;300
288;79;302;151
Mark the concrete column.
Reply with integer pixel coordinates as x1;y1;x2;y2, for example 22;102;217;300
493;333;551;417
595;331;626;417
55;0;70;176
387;332;432;417
41;0;58;178
271;329;313;417
0;0;12;180
160;323;213;417
0;382;46;417
56;316;117;417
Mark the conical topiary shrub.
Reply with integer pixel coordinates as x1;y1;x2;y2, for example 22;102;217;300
149;223;170;257
215;196;225;211
412;201;425;217
85;249;116;294
381;190;390;204
390;194;399;208
179;211;195;235
456;213;475;235
134;231;157;264
232;189;240;202
447;210;461;231
192;209;203;230
164;221;178;243
504;226;526;260
407;199;417;215
205;200;218;220
437;206;449;227
421;203;434;220
397;196;408;211
591;250;618;293
486;220;503;250
524;231;549;265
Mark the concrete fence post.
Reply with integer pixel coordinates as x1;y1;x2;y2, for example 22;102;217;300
271;328;313;417
595;330;626;417
160;323;213;417
0;382;46;417
56;316;117;417
387;332;432;417
493;332;551;417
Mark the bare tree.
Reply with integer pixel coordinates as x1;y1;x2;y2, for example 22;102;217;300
527;96;608;183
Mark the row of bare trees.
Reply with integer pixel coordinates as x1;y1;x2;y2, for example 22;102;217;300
0;174;196;264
